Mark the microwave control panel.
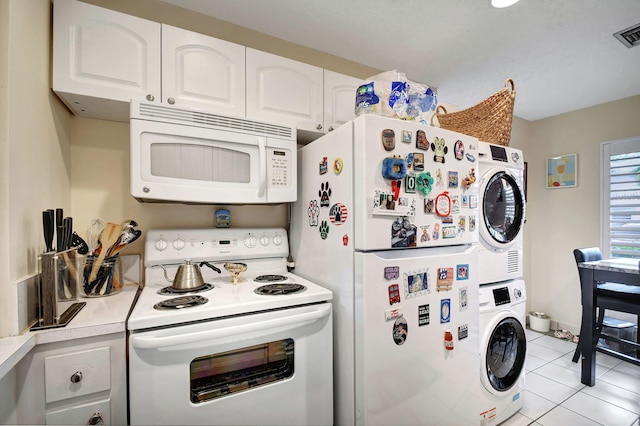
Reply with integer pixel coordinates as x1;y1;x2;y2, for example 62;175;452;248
268;148;292;188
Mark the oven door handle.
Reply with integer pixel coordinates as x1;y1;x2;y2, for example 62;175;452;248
129;304;331;349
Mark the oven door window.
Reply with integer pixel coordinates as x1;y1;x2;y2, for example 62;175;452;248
483;171;524;244
190;338;294;403
485;317;526;392
150;142;251;183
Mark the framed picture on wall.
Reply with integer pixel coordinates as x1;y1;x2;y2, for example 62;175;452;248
546;154;577;188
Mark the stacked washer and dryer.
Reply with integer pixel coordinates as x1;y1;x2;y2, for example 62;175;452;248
476;142;528;424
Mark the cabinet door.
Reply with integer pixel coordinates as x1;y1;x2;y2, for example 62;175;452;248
53;0;161;121
45;398;110;425
162;25;246;116
323;70;361;132
246;48;323;132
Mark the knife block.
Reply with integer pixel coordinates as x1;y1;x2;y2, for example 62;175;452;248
32;248;85;330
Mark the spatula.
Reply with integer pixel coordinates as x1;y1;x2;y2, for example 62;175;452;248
89;222;122;283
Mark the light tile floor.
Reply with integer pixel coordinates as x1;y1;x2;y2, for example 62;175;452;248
501;329;640;426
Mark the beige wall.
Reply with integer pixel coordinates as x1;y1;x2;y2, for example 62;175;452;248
0;0;71;337
525;95;640;333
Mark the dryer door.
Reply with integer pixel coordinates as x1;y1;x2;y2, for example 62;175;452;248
479;168;525;250
480;312;526;395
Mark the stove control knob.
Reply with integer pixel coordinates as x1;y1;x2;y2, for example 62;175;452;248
273;235;283;246
155;238;168;251
260;235;270;246
173;238;185;251
243;233;257;248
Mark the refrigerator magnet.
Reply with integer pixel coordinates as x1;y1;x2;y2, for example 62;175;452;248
458;324;469;340
437;267;454;291
466;153;476;162
448;171;459;188
469;195;478;209
404;269;430;298
333;157;344;175
418;304;430;326
392;316;408;345
319;220;329;239
406;152;414;169
458;217;466;235
414;153;425;171
424;198;434;213
431;136;448;163
319;182;332;207
469;216;477;231
385;307;403;321
388;284;401;305
454;140;464;160
432;223;440;240
308;200;319;227
462;168;476;189
385;266;400;280
435;192;451;216
451;195;460;213
402;130;412;144
416;172;434;195
442;226;457;239
416;130;429;150
440;299;451;323
382;129;396;151
342;234;349;246
459;286;469;310
419;225;430;242
382;156;407;180
456;264;469;280
391;217;417;248
329;203;348;225
405;173;416;193
319;157;328;175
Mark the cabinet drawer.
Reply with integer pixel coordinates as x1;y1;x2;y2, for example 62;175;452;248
44;347;111;403
46;398;110;425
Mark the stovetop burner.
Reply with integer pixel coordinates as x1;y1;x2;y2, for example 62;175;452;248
157;283;214;295
254;274;288;283
254;283;307;295
154;295;208;310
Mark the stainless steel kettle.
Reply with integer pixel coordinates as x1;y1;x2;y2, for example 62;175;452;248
156;260;221;290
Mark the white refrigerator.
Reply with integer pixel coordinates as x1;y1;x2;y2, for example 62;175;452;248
290;115;488;425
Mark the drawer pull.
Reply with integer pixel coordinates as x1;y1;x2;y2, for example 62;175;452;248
70;371;83;383
87;412;104;425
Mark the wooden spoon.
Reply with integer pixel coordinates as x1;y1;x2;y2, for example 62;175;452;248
89;222;122;283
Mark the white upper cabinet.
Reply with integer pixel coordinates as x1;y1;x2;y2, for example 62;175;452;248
161;24;245;116
53;0;161;122
323;70;360;132
246;48;324;133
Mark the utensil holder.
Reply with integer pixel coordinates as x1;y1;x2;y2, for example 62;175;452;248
78;255;123;297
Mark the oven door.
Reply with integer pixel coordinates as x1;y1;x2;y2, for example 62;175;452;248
128;303;332;426
130;118;296;204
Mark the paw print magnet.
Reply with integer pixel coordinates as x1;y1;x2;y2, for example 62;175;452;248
319;220;329;239
329;203;348;225
319;182;332;207
308;200;320;226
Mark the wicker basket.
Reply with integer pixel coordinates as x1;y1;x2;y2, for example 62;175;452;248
432;78;516;146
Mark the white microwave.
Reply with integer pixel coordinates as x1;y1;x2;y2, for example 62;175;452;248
130;101;297;204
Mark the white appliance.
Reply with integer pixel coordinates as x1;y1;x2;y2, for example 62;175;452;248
478;280;527;424
290;115;490;425
127;228;333;426
477;142;526;284
129;101;297;204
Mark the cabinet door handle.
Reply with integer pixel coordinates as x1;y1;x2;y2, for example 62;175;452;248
167;97;175;105
87;412;104;425
316;124;323;131
146;94;155;102
70;371;83;383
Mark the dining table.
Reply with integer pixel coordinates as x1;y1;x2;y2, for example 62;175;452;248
577;257;640;386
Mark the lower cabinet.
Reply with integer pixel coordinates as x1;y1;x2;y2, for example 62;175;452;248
15;332;126;425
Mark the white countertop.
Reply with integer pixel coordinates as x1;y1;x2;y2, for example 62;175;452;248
0;283;139;380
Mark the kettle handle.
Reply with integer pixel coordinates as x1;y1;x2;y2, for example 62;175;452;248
200;261;222;274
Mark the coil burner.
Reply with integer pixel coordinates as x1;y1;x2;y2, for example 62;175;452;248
158;283;214;295
254;274;288;283
254;283;307;296
154;295;208;310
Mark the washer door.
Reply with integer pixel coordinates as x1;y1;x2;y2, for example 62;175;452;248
480;312;526;395
479;168;525;250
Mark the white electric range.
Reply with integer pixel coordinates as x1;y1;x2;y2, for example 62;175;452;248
127;227;333;426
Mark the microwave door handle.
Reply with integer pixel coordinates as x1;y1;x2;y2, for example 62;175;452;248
257;137;267;198
129;304;331;349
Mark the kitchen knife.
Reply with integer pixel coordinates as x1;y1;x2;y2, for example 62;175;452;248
42;210;54;252
63;217;73;251
55;208;63;251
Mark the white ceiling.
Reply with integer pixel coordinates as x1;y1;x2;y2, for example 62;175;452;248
160;0;640;121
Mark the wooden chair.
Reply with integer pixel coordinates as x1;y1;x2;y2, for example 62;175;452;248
572;247;640;364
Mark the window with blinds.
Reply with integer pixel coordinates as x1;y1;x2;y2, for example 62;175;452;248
601;137;640;259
